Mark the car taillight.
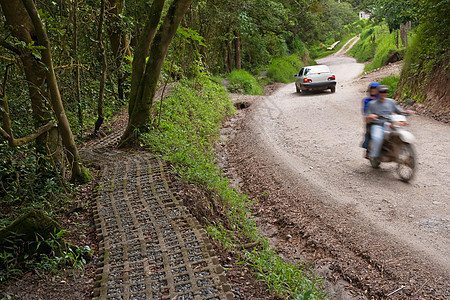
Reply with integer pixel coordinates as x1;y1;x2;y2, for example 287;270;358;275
328;75;335;80
303;78;312;82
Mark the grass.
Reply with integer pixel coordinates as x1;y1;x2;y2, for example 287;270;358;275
242;247;323;299
396;18;450;103
347;24;407;73
311;19;375;60
267;55;304;83
380;75;400;98
141;73;325;299
0;228;92;282
227;70;263;95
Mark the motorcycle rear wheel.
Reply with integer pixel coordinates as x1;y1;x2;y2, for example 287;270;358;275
397;143;416;182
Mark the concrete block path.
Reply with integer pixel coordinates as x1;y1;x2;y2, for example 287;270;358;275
82;131;233;300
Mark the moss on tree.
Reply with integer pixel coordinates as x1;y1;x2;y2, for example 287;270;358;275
0;210;62;255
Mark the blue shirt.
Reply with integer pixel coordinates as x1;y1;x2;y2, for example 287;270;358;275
362;95;378;114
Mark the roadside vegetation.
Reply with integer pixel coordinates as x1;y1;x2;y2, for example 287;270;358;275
395;1;449;109
347;23;406;72
267;55;305;83
226;18;374;92
380;75;400;98
227;70;264;95
140;74;325;299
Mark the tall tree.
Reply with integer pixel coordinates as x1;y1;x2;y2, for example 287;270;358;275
94;0;108;134
0;0;53;154
106;0;131;101
0;0;90;182
121;0;192;144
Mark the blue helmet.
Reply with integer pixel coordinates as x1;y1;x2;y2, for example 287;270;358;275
369;82;380;88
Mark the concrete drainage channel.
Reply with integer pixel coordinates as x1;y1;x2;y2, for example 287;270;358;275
84;136;233;299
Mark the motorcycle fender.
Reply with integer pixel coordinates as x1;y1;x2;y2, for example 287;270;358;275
397;130;416;144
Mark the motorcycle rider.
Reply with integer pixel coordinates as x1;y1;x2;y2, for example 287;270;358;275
362;82;380;158
365;85;415;165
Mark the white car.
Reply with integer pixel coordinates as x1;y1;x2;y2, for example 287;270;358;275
295;65;336;93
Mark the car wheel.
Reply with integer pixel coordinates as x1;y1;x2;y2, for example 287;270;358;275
330;86;336;93
296;86;301;93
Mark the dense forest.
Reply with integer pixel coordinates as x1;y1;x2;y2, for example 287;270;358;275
0;0;361;211
0;0;448;297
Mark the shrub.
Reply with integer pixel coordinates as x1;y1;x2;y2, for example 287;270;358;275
347;25;383;63
380;75;400;98
291;36;309;58
267;55;304;83
364;29;398;72
227;70;263;95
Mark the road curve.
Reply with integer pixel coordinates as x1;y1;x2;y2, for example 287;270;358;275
228;53;450;298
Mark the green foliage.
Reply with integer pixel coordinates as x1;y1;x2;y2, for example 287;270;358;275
267;55;304;83
227;70;263;95
396;0;450;103
364;29;399;72
0;143;73;224
291;37;309;58
380;75;400;98
319;0;359;41
242;248;324;299
187;0;362;74
347;24;406;72
311;19;374;60
140;73;324;299
0;229;92;282
347;25;383;62
372;0;418;31
141;74;234;185
206;223;235;251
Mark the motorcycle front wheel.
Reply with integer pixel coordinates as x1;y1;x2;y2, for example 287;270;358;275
397;143;416;182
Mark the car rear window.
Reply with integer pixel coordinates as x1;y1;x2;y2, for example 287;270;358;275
304;65;330;75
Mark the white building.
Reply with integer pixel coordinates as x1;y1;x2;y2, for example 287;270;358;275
359;11;371;20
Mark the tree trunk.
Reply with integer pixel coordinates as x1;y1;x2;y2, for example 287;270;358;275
121;0;192;144
106;0;131;102
127;0;166;127
1;66;55;147
21;0;90;183
73;0;83;130
0;0;62;166
396;29;399;49
400;23;408;48
234;30;241;70
226;39;233;73
95;0;107;134
0;210;62;255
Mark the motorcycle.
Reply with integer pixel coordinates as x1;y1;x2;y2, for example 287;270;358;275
368;114;416;182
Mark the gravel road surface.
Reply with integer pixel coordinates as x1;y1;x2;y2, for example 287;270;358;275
225;51;449;298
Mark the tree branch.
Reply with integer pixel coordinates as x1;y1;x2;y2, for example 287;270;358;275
0;38;21;55
7;122;55;147
0;127;11;140
1;63;55;147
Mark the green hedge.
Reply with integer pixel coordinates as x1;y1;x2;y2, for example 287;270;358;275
227;70;263;95
267;55;304;83
380;75;400;98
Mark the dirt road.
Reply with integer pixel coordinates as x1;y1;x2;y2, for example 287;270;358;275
225;52;449;298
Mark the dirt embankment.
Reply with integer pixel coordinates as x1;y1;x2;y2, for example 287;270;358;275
396;58;450;123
